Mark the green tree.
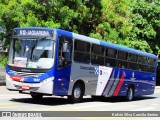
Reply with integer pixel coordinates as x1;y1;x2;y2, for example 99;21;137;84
0;0;160;60
0;0;101;36
89;0;133;45
129;0;160;53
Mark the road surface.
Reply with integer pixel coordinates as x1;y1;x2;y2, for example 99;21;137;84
0;86;160;120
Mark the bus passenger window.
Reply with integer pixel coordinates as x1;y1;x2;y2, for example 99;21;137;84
107;48;117;58
128;54;138;70
117;51;128;69
105;58;117;67
74;40;90;63
91;44;105;65
148;58;155;73
105;48;117;67
117;51;127;60
138;56;148;72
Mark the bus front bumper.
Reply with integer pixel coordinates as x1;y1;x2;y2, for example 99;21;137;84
6;74;54;95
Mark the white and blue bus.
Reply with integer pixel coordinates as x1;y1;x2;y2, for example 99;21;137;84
6;27;158;103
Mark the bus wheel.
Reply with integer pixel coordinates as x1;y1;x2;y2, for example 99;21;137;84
31;92;43;101
126;87;134;101
68;83;83;103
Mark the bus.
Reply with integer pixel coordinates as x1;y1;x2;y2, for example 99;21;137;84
6;27;158;103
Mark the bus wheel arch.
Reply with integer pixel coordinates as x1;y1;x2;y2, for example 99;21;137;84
126;84;135;101
68;80;85;103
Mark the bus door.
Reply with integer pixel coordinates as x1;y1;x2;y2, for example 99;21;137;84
54;36;73;95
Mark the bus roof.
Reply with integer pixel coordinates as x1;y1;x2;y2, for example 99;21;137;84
13;27;157;59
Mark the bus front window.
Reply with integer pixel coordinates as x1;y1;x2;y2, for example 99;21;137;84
8;38;54;69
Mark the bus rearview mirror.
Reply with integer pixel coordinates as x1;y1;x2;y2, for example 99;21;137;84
63;42;68;52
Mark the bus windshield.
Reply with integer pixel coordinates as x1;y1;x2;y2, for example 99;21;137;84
8;38;55;69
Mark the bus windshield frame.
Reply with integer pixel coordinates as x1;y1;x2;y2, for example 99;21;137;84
8;36;55;71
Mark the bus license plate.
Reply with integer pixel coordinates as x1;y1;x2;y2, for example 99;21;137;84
22;85;30;90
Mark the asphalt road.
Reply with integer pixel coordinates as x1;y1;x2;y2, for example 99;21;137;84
1;86;160;111
0;86;160;120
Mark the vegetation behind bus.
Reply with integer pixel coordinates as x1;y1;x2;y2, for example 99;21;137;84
0;0;160;65
0;26;7;66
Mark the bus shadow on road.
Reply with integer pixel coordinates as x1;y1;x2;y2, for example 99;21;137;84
100;96;157;103
10;96;95;106
10;97;76;106
9;95;157;106
91;95;157;103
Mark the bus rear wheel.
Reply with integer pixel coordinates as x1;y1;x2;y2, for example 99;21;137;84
31;92;43;101
126;87;134;101
68;83;83;103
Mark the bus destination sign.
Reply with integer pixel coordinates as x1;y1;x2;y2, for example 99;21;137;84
14;29;53;36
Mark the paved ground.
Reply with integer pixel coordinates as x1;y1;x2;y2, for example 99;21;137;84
0;66;5;86
0;86;160;120
0;86;159;111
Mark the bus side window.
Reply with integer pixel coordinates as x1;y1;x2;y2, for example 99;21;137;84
58;36;73;68
74;40;90;63
91;44;105;65
148;58;155;73
117;51;128;69
105;48;117;67
138;56;148;72
128;54;138;70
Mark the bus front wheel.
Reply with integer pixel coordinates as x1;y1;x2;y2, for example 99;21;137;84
68;83;83;103
126;87;134;101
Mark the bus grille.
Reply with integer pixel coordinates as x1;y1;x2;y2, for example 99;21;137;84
11;70;44;78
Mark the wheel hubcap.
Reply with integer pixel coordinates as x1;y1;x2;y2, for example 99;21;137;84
74;87;81;99
128;88;133;100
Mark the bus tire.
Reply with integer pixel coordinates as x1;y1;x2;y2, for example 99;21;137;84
68;83;83;103
126;87;134;101
31;92;43;101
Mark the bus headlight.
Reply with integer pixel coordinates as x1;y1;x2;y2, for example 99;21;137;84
6;74;12;81
42;77;54;85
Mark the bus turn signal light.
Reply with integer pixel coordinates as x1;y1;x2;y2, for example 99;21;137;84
10;76;22;82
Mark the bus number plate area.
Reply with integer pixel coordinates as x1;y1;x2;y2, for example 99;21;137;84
22;85;30;90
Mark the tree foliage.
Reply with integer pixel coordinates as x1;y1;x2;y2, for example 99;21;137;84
128;0;160;53
89;0;133;45
0;0;160;65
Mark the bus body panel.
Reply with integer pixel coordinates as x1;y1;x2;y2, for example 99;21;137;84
54;65;71;95
6;66;54;95
69;63;99;95
69;62;156;97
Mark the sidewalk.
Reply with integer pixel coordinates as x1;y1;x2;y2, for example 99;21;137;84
0;66;5;86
